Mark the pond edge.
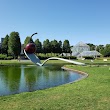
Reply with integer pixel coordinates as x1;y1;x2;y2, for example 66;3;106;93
61;66;88;83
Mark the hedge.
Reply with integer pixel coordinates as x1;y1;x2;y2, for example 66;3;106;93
0;54;13;60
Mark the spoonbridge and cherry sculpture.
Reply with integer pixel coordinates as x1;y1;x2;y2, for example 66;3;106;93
24;33;85;66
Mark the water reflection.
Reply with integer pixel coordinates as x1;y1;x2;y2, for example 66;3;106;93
0;65;83;96
0;66;21;95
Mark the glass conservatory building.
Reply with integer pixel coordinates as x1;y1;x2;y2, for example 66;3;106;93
71;42;90;56
71;42;101;58
77;51;101;58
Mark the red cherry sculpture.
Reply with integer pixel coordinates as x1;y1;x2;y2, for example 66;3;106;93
25;33;37;54
25;43;36;54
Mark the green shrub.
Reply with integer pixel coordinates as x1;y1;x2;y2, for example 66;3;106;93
37;56;50;60
36;54;77;60
6;56;13;60
0;54;7;60
83;56;94;59
59;56;77;59
0;54;13;60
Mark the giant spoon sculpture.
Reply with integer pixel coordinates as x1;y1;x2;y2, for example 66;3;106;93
24;33;85;66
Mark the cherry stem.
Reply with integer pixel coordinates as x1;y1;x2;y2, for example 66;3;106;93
31;33;38;38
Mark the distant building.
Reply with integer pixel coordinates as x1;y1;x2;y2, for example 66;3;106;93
71;42;90;56
59;53;71;56
1;38;4;44
77;50;101;58
0;38;4;49
61;41;101;58
60;42;90;57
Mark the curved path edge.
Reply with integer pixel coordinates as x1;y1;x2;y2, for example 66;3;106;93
61;66;88;83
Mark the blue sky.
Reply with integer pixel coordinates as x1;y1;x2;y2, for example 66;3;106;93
0;0;110;45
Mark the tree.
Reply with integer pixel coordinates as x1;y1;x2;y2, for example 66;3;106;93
87;43;96;50
35;39;42;53
43;39;51;54
50;40;62;54
96;45;104;55
8;32;21;58
63;40;71;53
103;44;110;57
50;40;59;54
24;36;34;47
58;40;62;54
1;34;9;56
96;45;104;52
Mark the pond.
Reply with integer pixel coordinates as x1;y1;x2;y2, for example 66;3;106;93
0;64;85;96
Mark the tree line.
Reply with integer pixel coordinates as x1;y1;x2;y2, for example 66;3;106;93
24;37;71;54
1;32;21;58
87;43;110;57
0;31;71;58
1;31;110;58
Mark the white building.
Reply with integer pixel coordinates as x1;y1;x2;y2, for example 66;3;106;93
71;42;101;58
71;42;90;56
77;50;101;58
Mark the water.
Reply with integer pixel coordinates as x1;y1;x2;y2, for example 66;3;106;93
0;64;84;96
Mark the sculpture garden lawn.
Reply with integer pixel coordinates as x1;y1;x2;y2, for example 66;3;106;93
0;60;109;110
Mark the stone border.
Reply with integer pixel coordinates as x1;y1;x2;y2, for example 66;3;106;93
61;66;88;83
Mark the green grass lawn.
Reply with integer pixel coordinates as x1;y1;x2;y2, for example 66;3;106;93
0;58;110;65
78;59;110;65
0;62;110;110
